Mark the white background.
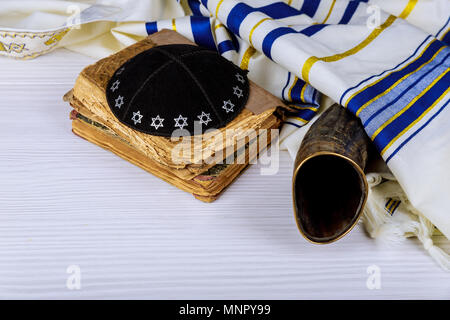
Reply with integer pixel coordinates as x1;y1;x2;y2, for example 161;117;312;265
0;49;449;299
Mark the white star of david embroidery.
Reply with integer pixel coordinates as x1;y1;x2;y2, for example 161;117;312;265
116;67;125;75
222;100;235;113
197;111;212;126
235;73;245;84
131;111;143;125
150;115;164;130
115;95;124;108
110;80;120;92
233;86;243;98
174;114;188;130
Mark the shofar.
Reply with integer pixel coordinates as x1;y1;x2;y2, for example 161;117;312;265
293;103;371;244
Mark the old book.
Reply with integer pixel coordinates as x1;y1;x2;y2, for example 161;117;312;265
65;30;286;201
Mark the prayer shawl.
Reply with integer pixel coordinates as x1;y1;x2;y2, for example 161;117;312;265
1;0;448;269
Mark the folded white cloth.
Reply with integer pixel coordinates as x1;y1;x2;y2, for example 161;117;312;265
1;0;448;269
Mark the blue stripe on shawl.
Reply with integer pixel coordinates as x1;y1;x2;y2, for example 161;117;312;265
262;27;294;58
190;16;216;50
338;1;360;24
347;40;445;114
262;24;329;59
293;108;317;120
299;0;321;18
226;2;304;36
436;16;450;39
442;30;450;46
145;21;158;35
363;51;450;127
299;24;328;36
385;98;449;163
217;40;236;54
339;35;432;105
290;80;305;102
374;71;450;154
188;0;202;16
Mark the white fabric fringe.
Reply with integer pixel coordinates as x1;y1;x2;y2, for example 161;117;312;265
363;173;450;271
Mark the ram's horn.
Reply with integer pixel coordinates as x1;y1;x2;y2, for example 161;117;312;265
292;103;371;244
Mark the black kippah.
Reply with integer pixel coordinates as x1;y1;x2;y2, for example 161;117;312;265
105;44;250;137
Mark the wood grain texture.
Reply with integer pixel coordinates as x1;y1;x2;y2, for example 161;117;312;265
0;49;449;299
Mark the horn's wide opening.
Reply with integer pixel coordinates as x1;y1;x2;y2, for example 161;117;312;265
294;154;366;243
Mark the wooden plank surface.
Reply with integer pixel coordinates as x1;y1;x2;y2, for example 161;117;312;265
0;49;448;299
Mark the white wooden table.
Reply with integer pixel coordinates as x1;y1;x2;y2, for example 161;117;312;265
0;49;448;299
